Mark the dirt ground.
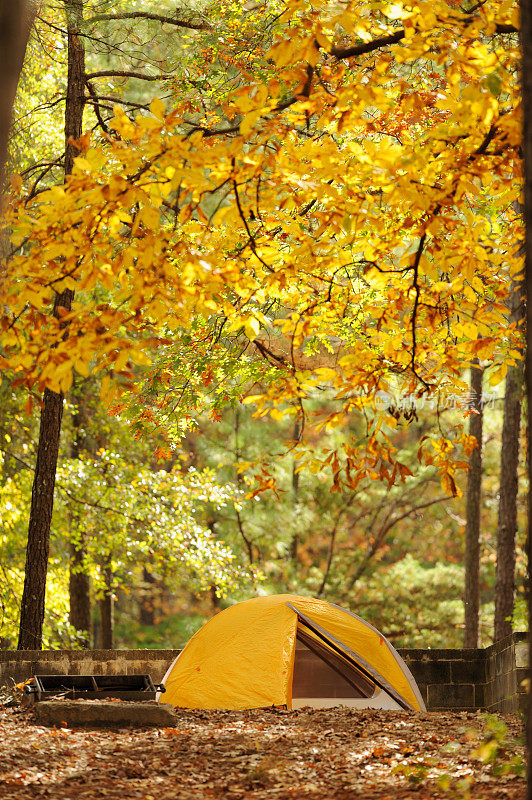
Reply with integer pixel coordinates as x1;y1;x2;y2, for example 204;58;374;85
0;705;525;799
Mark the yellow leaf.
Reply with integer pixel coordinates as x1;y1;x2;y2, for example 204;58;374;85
100;375;110;399
489;363;508;386
150;97;165;121
461;322;478;339
59;369;73;393
10;173;22;192
74;359;89;377
244;316;260;340
114;350;130;371
254;84;268;107
130;349;151;366
314;367;338;381
137;115;161;131
240;110;261;137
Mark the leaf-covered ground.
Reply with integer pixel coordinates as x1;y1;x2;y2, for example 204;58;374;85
0;706;525;799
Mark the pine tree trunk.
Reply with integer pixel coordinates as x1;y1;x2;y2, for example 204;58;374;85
63;0;85;177
520;0;532;794
17;0;85;650
494;334;524;640
463;363;484;648
18;388;67;648
99;565;114;649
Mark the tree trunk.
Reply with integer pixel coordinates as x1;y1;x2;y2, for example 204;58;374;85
63;0;85;176
1;3;36;646
210;584;221;611
139;566;156;626
17;388;66;648
99;565;114;649
463;362;484;648
69;538;90;645
68;385;91;646
17;0;85;650
290;419;301;562
494;281;524;640
0;0;34;196
521;0;532;794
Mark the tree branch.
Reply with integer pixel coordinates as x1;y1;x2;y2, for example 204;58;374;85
331;30;405;59
235;507;254;563
85;80;113;136
346;494;450;591
409;233;429;388
57;484;144;524
317;495;358;596
329;22;516;60
83;91;150;111
253;338;291;368
0;447;33;471
85;70;172;81
232;175;273;272
494;22;519;33
85;11;211;31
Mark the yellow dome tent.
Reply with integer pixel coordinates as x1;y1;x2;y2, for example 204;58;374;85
159;595;425;711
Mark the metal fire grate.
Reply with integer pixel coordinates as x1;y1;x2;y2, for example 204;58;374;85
23;674;166;703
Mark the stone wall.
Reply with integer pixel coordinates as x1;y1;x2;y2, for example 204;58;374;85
0;632;527;712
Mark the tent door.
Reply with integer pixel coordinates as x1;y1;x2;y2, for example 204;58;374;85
294;626;376;699
287;602;413;711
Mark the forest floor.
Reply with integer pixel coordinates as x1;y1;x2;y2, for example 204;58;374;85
0;705;525;799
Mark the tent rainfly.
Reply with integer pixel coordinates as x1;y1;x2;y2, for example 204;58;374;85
158;595;426;711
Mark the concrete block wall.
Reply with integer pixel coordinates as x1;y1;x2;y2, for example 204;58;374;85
0;649;180;688
401;648;488;711
0;632;527;712
401;632;527;713
486;633;528;713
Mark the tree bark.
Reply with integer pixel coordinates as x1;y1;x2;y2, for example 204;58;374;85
139;566;156;626
520;1;532;795
17;387;67;648
17;0;85;649
463;362;484;648
68;539;90;643
290;419;301;562
0;0;34;196
494;278;525;641
99;564;114;649
63;0;85;177
210;584;221;611
68;385;91;646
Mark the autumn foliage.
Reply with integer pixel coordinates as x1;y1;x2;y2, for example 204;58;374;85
0;0;522;497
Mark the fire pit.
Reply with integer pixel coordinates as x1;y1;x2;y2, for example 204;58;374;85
23;674;165;703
